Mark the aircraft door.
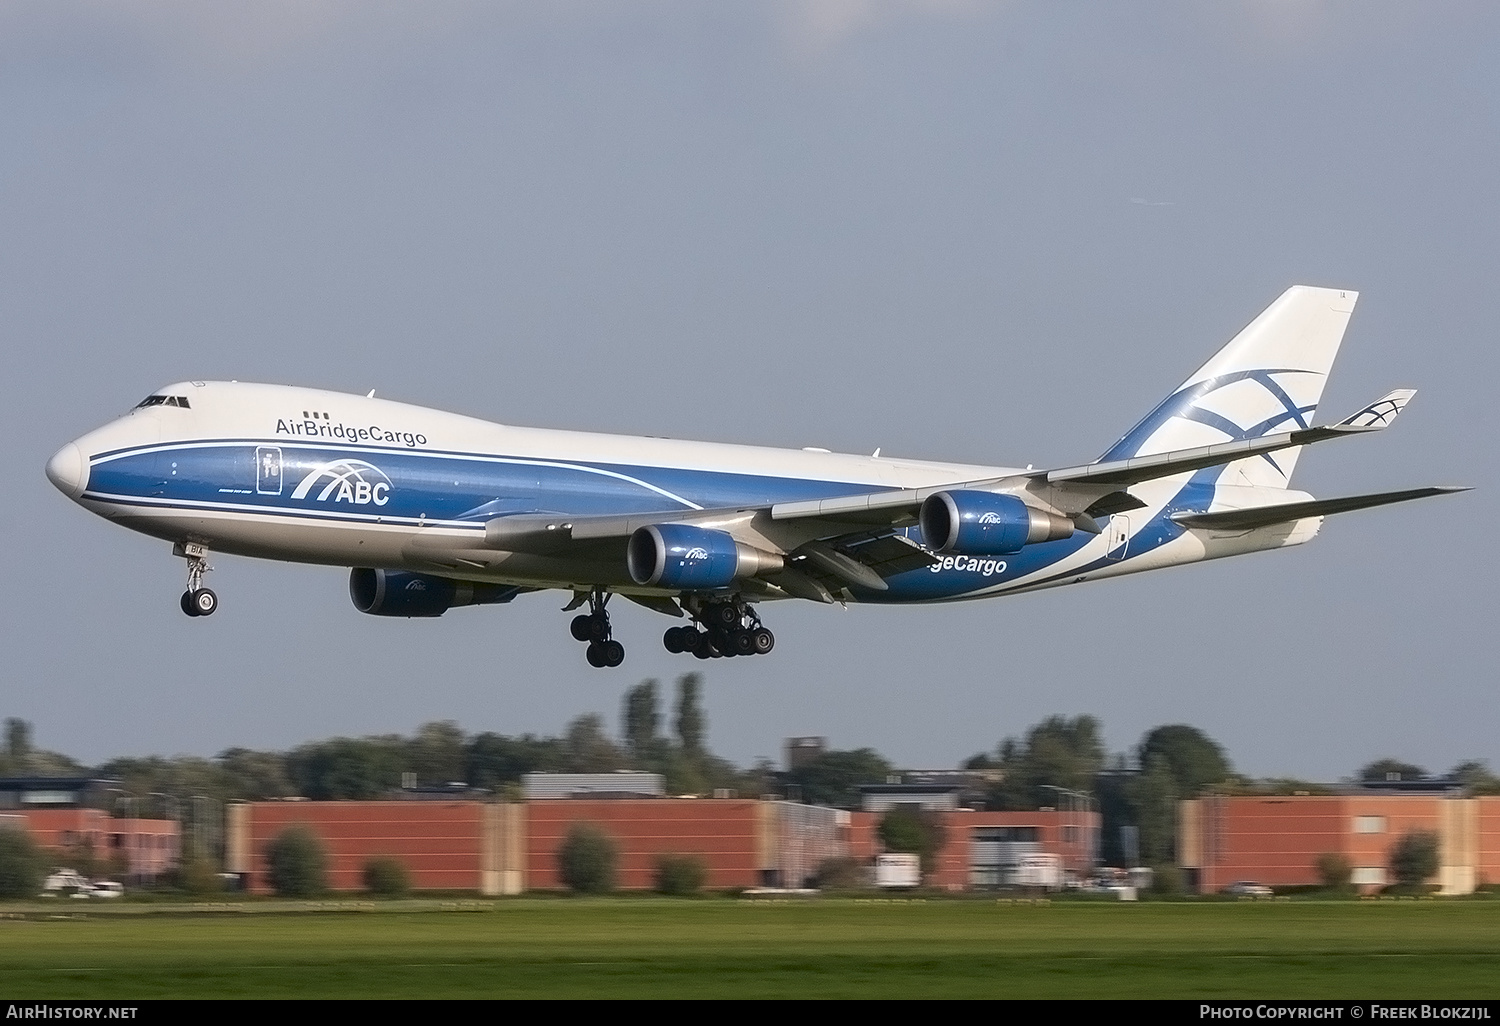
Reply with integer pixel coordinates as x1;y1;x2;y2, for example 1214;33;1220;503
256;446;284;496
1106;514;1130;560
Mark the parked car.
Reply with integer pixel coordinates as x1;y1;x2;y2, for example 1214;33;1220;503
41;868;90;897
88;881;124;899
1224;880;1273;897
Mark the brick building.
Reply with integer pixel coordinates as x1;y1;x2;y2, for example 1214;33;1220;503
8;807;180;882
227;797;850;894
850;808;1099;890
1180;794;1500;894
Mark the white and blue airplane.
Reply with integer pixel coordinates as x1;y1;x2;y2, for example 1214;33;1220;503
47;286;1463;667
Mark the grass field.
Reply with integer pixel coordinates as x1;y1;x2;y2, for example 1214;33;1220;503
1;898;1498;999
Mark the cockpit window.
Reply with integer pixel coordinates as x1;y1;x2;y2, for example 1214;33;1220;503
135;395;191;409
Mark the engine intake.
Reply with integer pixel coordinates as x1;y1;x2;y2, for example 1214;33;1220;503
349;569;521;617
627;524;783;590
919;490;1074;555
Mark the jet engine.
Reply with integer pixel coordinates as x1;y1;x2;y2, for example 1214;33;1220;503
626;523;783;590
349;568;521;617
919;490;1074;555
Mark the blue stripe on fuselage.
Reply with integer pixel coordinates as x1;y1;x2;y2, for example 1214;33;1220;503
82;439;1221;603
84;439;888;526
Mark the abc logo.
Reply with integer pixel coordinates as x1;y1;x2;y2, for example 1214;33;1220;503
291;459;393;506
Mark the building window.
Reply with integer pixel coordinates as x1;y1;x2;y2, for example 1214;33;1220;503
973;827;1039;843
1352;867;1386;887
1354;816;1386;834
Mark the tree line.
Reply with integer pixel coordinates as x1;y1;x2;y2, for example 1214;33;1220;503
5;680;1498;882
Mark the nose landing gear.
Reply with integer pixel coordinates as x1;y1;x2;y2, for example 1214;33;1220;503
567;589;624;668
663;599;774;659
175;541;218;617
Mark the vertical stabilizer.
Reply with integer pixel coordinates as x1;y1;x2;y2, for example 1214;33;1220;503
1099;286;1358;488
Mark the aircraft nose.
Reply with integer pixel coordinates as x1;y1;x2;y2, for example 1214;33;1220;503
46;442;86;499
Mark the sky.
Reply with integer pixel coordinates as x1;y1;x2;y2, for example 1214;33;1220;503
1;1;1494;781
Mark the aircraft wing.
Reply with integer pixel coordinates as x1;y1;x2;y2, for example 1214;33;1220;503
1168;485;1469;532
769;388;1421;525
462;389;1428;594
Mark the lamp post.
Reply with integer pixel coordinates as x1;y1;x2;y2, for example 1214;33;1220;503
1040;784;1097;879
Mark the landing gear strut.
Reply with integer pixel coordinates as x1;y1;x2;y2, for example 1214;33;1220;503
663;598;774;659
567;589;624;668
175;541;218;617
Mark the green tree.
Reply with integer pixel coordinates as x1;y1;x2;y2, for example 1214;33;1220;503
673;673;705;761
877;804;946;877
177;850;223;896
0;828;44;898
1360;759;1427;783
264;825;327;897
1129;753;1179;866
287;736;406;799
557;823;617;894
362;856;411;896
409;720;467;786
216;748;293;800
465;732;566;790
984;715;1105;811
622;680;663;765
1388;831;1439;890
1137;725;1232;798
563;714;624;773
784;748;893;809
1316;852;1353;892
4;718;31;774
1451;760;1500;796
654;854;707;896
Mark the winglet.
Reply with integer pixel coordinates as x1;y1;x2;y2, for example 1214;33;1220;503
1335;389;1416;430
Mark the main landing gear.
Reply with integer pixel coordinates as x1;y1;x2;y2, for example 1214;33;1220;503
568;589;624;668
663;599;774;660
174;541;218;618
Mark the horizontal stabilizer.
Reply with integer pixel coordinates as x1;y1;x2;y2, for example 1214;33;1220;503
1336;389;1416;429
1046;387;1418;489
1169;485;1468;532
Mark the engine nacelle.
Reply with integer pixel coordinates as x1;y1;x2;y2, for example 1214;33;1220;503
349;569;520;617
919;490;1074;555
627;523;783;590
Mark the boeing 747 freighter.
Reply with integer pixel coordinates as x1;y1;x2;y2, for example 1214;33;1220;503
47;287;1464;667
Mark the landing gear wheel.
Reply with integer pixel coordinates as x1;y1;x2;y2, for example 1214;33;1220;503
177;546;216;618
732;629;755;656
600;639;625;667
663;626;688;653
585;640;625;668
692;633;715;659
709;626;736;657
570;615;594;642
707;603;739;628
751;627;775;654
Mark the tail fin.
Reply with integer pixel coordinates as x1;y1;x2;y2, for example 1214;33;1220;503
1098;286;1358;489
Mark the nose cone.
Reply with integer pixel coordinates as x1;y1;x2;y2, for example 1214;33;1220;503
46;442;86;499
